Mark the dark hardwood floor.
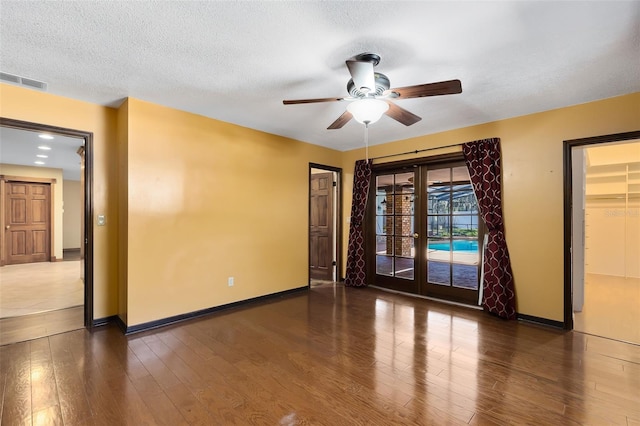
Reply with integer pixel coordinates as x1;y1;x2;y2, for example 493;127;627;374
1;283;639;425
0;306;84;346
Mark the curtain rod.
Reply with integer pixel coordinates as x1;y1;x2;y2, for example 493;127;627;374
370;142;463;161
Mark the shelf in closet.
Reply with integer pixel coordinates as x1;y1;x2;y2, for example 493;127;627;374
585;194;626;201
585;161;640;200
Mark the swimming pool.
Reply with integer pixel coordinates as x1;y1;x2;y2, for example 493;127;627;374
428;240;478;252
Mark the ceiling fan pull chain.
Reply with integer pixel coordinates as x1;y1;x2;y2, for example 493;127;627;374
364;123;369;161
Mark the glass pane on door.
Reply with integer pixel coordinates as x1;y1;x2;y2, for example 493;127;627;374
453;264;478;289
426;165;481;292
375;172;415;281
427;215;450;238
428;262;450;285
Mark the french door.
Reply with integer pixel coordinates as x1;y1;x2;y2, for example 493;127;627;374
368;159;483;305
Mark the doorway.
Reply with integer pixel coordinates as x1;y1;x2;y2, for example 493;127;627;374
0;118;93;344
565;131;640;344
309;164;341;283
368;157;483;305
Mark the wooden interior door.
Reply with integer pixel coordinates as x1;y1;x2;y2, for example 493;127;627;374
310;172;334;280
5;181;51;264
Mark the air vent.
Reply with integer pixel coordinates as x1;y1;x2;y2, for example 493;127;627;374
0;72;47;91
0;72;20;83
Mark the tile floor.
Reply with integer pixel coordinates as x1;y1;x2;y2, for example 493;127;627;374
0;260;84;345
0;261;83;318
574;273;640;345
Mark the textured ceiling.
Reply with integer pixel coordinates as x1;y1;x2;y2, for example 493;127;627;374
1;1;639;152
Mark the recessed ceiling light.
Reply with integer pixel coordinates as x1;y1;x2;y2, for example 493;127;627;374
36;154;48;158
38;145;52;150
34;161;45;165
38;134;54;140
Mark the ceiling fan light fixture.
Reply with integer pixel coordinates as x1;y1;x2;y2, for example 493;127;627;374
347;98;389;125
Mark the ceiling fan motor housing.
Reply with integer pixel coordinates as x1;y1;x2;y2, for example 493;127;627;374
347;72;390;97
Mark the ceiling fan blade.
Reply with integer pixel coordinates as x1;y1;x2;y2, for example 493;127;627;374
385;102;422;126
346;60;375;93
327;111;353;129
283;97;344;105
390;79;462;99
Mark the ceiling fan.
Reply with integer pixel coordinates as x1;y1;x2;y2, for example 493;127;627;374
283;53;462;129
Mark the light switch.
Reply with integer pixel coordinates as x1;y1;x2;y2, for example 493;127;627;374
97;214;106;226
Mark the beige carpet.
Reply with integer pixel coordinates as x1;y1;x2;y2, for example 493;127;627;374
0;261;83;318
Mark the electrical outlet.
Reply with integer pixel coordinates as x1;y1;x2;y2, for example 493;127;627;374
228;277;234;287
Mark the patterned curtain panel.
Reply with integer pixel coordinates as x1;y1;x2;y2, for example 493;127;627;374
462;138;516;319
345;159;373;287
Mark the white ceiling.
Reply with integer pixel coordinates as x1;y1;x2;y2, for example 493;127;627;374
0;127;84;181
0;1;639;152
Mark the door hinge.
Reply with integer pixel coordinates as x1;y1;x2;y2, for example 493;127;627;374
332;181;337;187
332;261;337;266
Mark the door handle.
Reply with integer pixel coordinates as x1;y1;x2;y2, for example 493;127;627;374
5;225;9;229
413;233;419;239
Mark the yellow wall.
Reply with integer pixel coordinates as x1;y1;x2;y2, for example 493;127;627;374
63;179;82;249
0;83;119;318
0;163;64;259
116;99;129;323
3;80;638;326
341;92;640;321
124;98;341;325
0;85;340;326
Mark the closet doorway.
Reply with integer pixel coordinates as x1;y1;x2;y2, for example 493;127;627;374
565;131;640;344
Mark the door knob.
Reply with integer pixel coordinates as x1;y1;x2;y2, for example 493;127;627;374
5;225;9;229
413;233;419;238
